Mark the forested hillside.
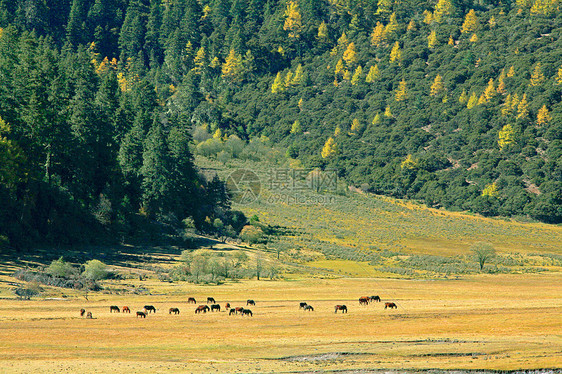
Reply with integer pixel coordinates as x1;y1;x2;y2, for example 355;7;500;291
1;0;561;251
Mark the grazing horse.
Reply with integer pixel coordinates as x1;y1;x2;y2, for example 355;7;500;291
384;302;397;309
359;297;370;305
246;299;255;306
370;296;381;302
210;304;221;312
225;303;231;309
187;297;196;304
80;309;86;317
241;309;253;316
229;308;236;315
299;302;308;309
334;305;348;313
144;305;156;313
122;306;131;313
110;305;120;313
169;308;180;314
304;305;314;311
136;311;146;318
234;307;244;314
86;311;93;319
207;297;216;304
195;305;210;314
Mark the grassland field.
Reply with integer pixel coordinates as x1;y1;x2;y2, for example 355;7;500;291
1;156;561;373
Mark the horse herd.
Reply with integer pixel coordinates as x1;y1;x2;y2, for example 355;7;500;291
79;295;397;319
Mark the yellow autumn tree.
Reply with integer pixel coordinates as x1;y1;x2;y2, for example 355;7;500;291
427;30;438;48
461;9;479;33
335;59;344;76
366;64;380;83
517;94;529;119
556;66;562;84
342;42;357;66
498;124;515;150
271;72;284;93
467;92;478;108
290;120;302;134
536;105;551;125
407;20;416;31
395;79;407;101
283;0;302;39
221;49;244;82
372;113;382;124
351;65;362;85
371;22;386;47
350;118;362;133
529;63;545;86
434;0;454;22
423;10;433;24
497;69;506;94
193;47;206;74
317;21;329;40
430;74;444;96
482;182;498;197
459;89;468;103
384;106;393;117
507;66;515;77
321;137;338;158
469;33;478;42
390;41;401;64
448;36;455;45
292;64;304;85
401;154;418;169
484;79;495;100
384;13;399;36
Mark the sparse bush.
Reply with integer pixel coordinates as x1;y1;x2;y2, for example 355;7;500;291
14;282;42;299
240;225;264;244
46;257;77;278
82;260;110;281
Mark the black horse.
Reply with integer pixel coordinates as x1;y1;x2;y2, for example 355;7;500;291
299;302;308;309
144;305;156;313
207;297;216;304
370;296;381;302
304;305;314;311
246;299;255;306
210;304;221;312
241;309;253;316
335;305;348;313
110;305;120;313
169;307;180;314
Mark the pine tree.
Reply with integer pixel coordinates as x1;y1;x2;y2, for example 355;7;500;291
498;124;515;150
395;79;407;101
529;63;545;86
384;13;399;36
271;72;284;93
371;22;386;47
350;118;362;133
221;49;244;82
390;42;401;64
517;94;529;119
556;66;562;84
507;66;515;77
376;0;392;16
283;0;302;39
407;20;416;32
366;65;380;83
428;30;438;48
484;79;495;100
292;64;304;85
461;9;479;33
321;137;338;158
372;113;382;124
434;0;454;22
536;105;551;125
497;70;506;94
290;120;302;134
343;42;357;66
192;47;206;74
423;10;433;24
470;33;478;42
448;36;455;45
430;74;444;96
459;89;468;103
335;59;344;76
467;92;478;108
317;21;329;41
384;106;392;117
351;65;362;85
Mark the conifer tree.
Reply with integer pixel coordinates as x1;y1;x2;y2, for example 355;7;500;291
461;9;479;33
459;89;468;103
517;94;529;119
536;105;551;125
350;118;362;133
448;36;454;45
321;137;338;158
430;74;444;96
434;0;454;22
384;106;392;117
390;42;401;64
428;30;438;49
423;10;433;24
283;0;302;39
290;120;301;134
484;79;495;100
292;64;304;85
507;66;515;77
497;70;506;94
384;13;399;36
467;92;478;108
317;21;329;41
221;49;244;82
343;42;357;66
529;63;545;86
366;65;380;83
470;33;478;42
407;20;416;32
371;22;386;47
351;66;362;85
395;79;407;101
556;66;562;84
498;124;515;150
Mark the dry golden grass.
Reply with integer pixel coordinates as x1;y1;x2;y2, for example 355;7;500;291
0;272;560;373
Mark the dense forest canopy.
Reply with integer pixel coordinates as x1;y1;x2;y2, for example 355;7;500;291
1;0;562;250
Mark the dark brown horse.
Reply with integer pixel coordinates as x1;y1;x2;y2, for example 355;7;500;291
206;297;216;304
241;308;253;316
335;305;348;313
195;305;210;314
299;302;308;309
359;297;370;305
384;302;397;309
110;305;120;313
234;307;244;314
144;305;156;313
246;299;255;306
304;305;314;311
122;306;131;313
370;296;381;302
136;311;146;318
187;297;196;304
210;304;221;312
86;311;93;319
169;307;180;314
80;308;86;317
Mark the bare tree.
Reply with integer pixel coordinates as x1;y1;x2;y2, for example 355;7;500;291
471;242;496;271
